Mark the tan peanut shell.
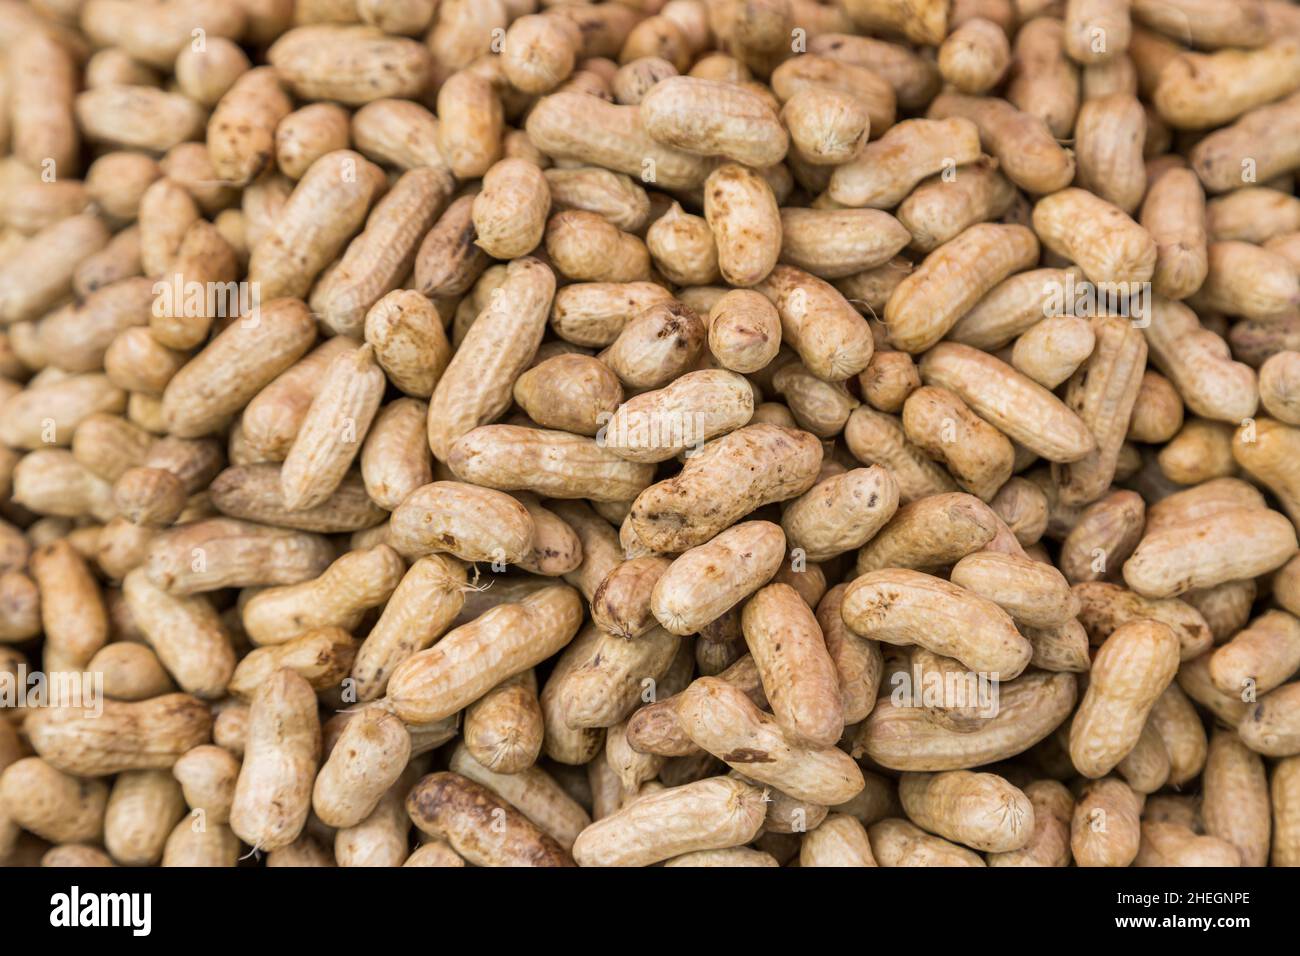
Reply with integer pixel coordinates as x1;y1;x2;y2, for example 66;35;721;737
572;775;765;867
387;585;583;724
857;670;1078;771
842;568;1033;678
426;257;556;460
26;694;213;777
1071;620;1181;778
674;677;864;806
407;771;574;867
628;424;822;552
229;668;320;852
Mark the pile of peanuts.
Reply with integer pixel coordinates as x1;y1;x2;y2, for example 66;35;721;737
1;0;1300;870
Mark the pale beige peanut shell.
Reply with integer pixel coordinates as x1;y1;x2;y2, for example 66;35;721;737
1135;821;1243;866
279;344;386;512
524;92;713;190
207;67;292;187
267;25;430;105
1140;166;1208;300
781;87;870;167
947;266;1083;351
1155;39;1300;130
556;623;681;729
646;201;720;286
1141;296;1257;424
309;167;453;337
143;518;334;595
986;779;1075;867
597;299;704;389
901;385;1015;501
122;567;236;700
1011;316;1097;390
673;677;864;806
638;76;788;167
161;298;318;440
628;423;822;552
600;368;752;463
926;92;1075;194
1074;93;1147;213
827;117;982;209
856;670;1077;771
898;771;1034;853
388;480;534;564
104;768;188;866
1031;187;1156;285
0;757;108;845
571;775;766;867
274;102;351;181
247;150;387;301
842;568;1032;678
240;546;404;646
350;554;467;702
742;583;844;748
446;743;590;851
240;338;359;460
1201;728;1271;867
1071;777;1142;867
1052;314;1148;507
706;289;783;374
781;465;899;563
30;539;108;671
171;745;239;824
1070;619;1181;778
854;491;998;575
1272;756;1300;865
386;585;583;724
87;642;176;701
472;158;552;260
312;706;410;829
448;425;656;504
1127;370;1185;443
228;668;320;852
842;408;956;504
951;551;1079;629
463;671;544;775
360;398;433;511
364;290;452;401
239;628;355;702
1122;507;1297;599
703;163;782;288
1209;610;1300;698
406;771;573;867
894;161;1018;254
426;257;556;460
26;694;213;778
1259;351;1300;425
650;521;785;636
1058;489;1146;584
756;268;879;384
778;207;910;280
1238;683;1300;757
75;85;206;154
868;818;985;866
919;343;1097;463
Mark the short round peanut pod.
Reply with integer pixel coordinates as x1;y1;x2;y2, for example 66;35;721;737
938;18;1011;94
472;158;552;260
502;14;580;95
646;202;720;286
312;707;411;829
782;87;870;166
707;290;782;374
